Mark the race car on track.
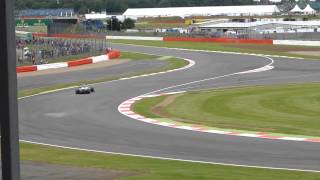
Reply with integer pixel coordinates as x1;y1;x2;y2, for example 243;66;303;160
75;85;95;94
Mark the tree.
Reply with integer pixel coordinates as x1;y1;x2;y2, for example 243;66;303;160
107;17;121;31
122;18;135;29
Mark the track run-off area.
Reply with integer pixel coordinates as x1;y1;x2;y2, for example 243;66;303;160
19;43;320;172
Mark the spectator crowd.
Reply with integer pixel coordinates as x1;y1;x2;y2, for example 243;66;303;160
16;38;105;65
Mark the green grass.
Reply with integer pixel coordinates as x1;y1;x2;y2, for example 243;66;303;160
133;96;165;118
20;142;320;180
110;39;320;60
134;83;320;137
120;51;158;60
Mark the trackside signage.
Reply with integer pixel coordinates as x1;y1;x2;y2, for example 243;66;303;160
16;19;52;27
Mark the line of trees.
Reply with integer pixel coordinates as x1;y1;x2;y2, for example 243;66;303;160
16;0;256;13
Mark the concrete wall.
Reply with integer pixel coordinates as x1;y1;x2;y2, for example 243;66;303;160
106;36;163;41
274;40;320;46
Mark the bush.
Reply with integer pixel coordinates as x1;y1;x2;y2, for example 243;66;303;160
122;18;135;29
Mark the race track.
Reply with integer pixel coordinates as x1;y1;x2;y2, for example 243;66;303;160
19;44;320;171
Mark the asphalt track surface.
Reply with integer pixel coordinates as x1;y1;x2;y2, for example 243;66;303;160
18;59;167;90
19;44;320;171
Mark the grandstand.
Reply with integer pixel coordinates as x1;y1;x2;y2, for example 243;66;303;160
17;8;74;18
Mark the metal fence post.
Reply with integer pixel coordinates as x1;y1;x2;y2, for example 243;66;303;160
0;0;21;179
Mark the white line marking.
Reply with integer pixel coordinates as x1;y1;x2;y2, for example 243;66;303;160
142;56;273;96
20;140;320;173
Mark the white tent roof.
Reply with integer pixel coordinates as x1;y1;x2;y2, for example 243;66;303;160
290;4;303;12
302;4;316;13
200;21;320;29
123;5;280;18
85;13;107;20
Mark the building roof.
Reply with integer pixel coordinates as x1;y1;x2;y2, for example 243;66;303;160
123;5;280;18
85;13;107;20
200;21;320;29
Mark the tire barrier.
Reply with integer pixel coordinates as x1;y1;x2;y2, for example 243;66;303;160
67;58;93;67
107;50;121;59
16;65;38;73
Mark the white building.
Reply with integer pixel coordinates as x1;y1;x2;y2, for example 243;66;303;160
85;13;107;20
123;5;280;18
198;20;320;34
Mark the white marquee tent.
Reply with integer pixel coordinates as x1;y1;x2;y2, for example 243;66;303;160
302;4;316;14
123;5;280;18
290;4;303;13
200;21;320;29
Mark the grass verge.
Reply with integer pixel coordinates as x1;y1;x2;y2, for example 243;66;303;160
120;51;159;60
133;83;320;137
110;39;320;60
20;142;320;180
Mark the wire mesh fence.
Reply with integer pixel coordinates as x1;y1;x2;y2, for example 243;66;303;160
16;37;109;66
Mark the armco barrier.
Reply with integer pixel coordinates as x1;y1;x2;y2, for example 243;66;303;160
17;51;121;73
106;36;163;41
163;37;273;45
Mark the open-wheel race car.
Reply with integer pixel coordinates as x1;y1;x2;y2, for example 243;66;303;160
75;84;95;94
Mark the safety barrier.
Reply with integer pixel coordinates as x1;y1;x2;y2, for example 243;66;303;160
16;65;37;73
107;50;121;59
32;33;320;46
17;50;121;73
106;36;163;41
163;37;273;44
273;40;320;47
67;58;92;67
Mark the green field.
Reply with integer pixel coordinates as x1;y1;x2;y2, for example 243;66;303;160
133;84;320;137
110;39;320;60
20;142;320;180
